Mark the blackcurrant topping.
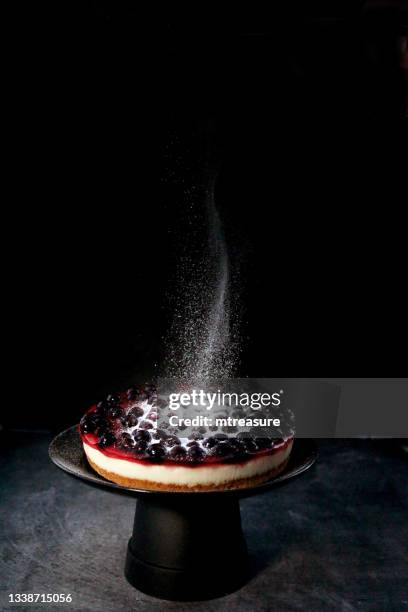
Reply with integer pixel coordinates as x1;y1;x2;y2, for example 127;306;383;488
80;413;102;434
147;443;166;461
108;405;122;418
155;398;168;409
229;438;244;450
186;440;200;448
168;445;187;461
236;431;247;438
106;393;120;406
119;432;134;449
188;432;204;441
96;400;109;414
222;425;238;433
203;437;218;449
98;432;116;448
240;437;258;453
139;421;153;430
187;445;204;462
212;441;234;458
214;433;228;440
152;429;169;440
164;435;181;447
126;386;138;401
133;440;148;453
123;413;139;428
81;385;288;467
255;437;273;449
134;429;151;443
129;406;144;418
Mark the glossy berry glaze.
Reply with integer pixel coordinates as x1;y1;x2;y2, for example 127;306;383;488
79;385;293;468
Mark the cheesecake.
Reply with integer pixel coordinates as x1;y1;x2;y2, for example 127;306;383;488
79;385;293;491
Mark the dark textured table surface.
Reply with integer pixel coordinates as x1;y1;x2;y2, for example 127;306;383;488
1;433;407;611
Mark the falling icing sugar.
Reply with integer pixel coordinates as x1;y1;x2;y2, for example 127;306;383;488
164;179;240;383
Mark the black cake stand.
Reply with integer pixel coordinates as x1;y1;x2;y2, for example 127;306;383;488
49;427;317;601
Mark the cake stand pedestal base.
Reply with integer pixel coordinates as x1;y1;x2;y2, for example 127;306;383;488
49;428;317;601
125;495;248;600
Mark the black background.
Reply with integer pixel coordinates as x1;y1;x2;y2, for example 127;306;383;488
8;2;407;431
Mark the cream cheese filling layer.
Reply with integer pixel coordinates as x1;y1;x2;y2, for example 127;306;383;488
83;440;293;486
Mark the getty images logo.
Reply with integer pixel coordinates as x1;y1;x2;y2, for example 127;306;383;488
168;389;283;411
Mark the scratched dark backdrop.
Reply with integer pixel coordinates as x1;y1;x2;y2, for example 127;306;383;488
8;2;407;431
